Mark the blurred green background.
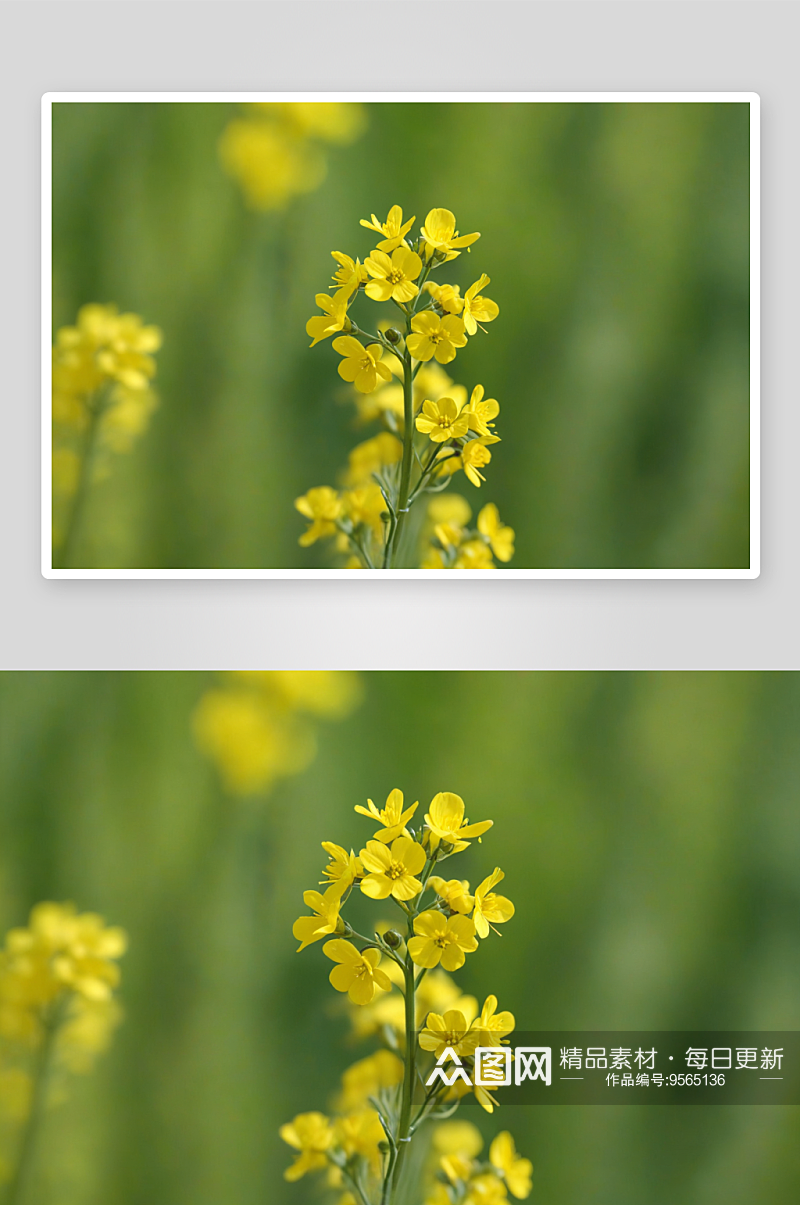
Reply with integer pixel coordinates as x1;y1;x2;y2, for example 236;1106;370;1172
51;101;751;569
1;671;797;1204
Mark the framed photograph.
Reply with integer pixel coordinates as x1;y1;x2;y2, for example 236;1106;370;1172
43;93;759;578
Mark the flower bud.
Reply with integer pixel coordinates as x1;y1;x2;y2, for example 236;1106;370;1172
383;929;402;948
385;327;402;345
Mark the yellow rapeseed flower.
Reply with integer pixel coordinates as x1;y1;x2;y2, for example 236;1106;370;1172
343;432;404;486
428;876;474;914
489;1132;533;1199
333;336;393;394
331;252;369;299
406;313;467;365
359;836;427;901
458;440;493;488
425;792;493;851
407;911;478;971
323;939;392;1004
477;505;515;563
365;246;423;303
354;787;419;842
419;1008;479;1059
341;484;387;539
335;1049;404;1111
454;539;495;569
464;385;500;438
219;119;326;210
306;292;350;347
334;1109;385;1171
360;204;416;252
193;675;358;795
461;274;500;335
262;102;367;145
320;842;363;886
279;1111;335;1180
420;208;481;261
472;870;515;938
292;880;348;952
470;995;515;1048
434;1119;484;1157
428;494;472;529
295;486;342;546
415;396;470;443
464;1170;510;1203
425;281;464;314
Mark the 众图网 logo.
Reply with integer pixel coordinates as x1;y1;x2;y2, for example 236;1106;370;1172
426;1046;552;1088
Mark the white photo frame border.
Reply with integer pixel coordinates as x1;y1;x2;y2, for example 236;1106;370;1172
42;91;760;580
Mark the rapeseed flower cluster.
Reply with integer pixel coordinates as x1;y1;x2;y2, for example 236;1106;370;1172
51;303;162;561
0;903;126;1189
281;789;532;1205
219;102;366;210
192;671;363;795
297;207;515;569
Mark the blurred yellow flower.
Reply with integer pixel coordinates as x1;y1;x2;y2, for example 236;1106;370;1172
295;486;343;546
428;493;472;529
489;1131;533;1199
193;671;362;796
465;1170;510;1204
477;504;514;563
341;484;387;540
193;687;315;794
323;940;392;1005
220;103;366;211
335;1049;404;1112
333;1109;385;1170
343;432;403;487
454;538;496;569
279;1111;335;1180
51;304;162;543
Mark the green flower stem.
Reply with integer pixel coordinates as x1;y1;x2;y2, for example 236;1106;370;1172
386;350;415;569
54;396;101;570
386;848;440;1202
389;940;417;1199
4;1013;59;1205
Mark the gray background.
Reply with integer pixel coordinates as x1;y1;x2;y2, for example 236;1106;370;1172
3;1;797;669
